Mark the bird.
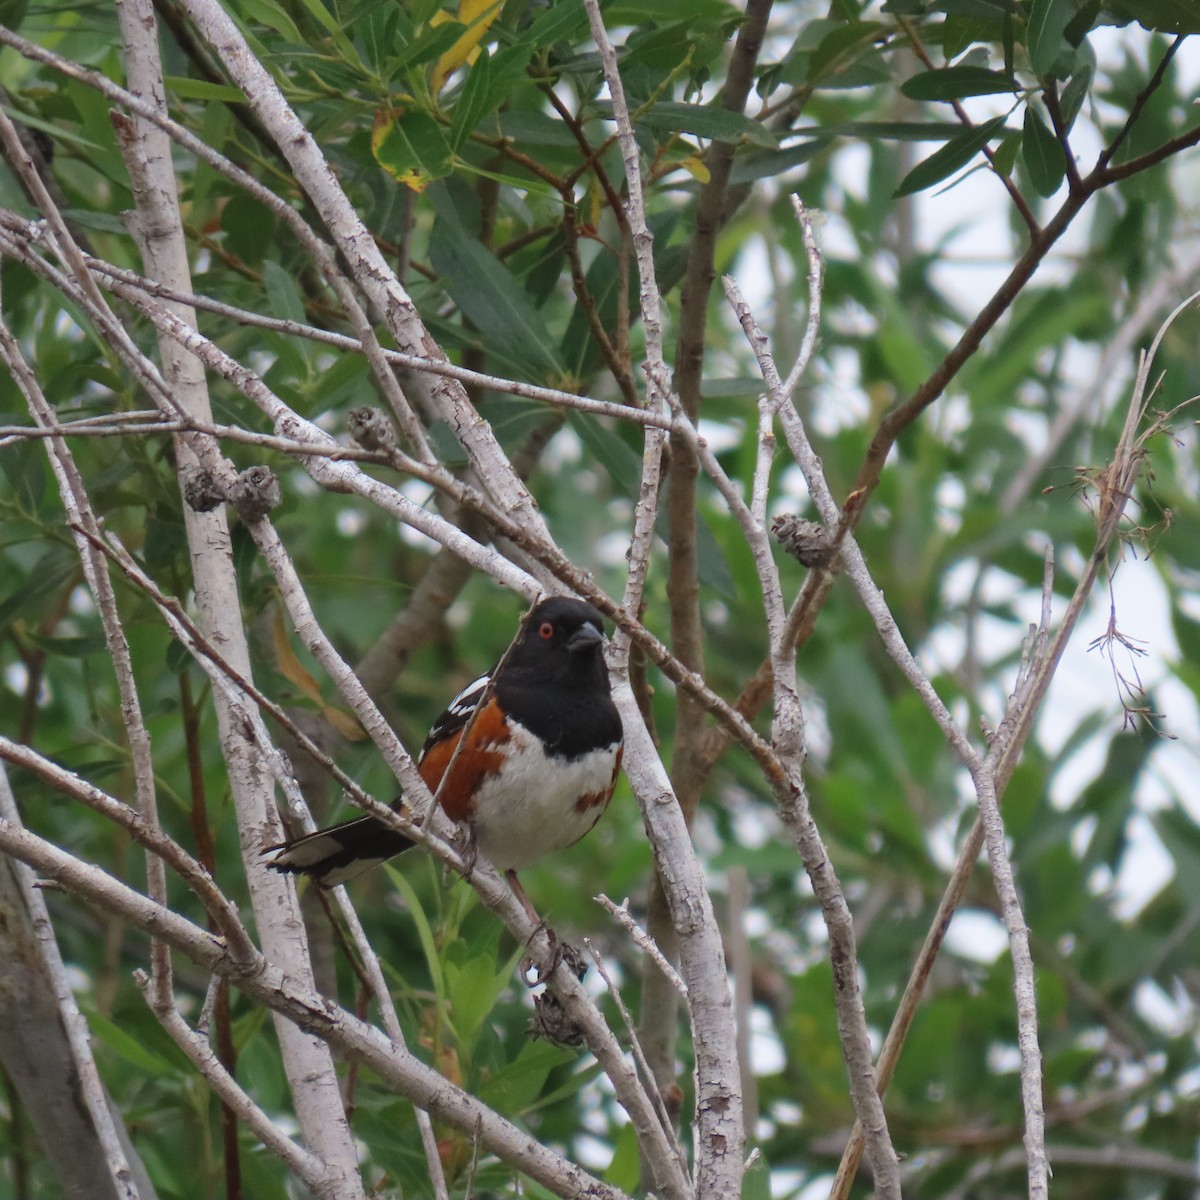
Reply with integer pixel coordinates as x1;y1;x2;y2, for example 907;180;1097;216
265;597;624;933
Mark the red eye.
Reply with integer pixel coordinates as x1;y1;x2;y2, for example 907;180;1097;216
538;622;554;640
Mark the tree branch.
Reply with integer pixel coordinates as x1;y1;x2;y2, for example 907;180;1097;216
0;819;637;1200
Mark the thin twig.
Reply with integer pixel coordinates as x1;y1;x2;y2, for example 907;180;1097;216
0;818;636;1200
897;16;1038;235
0;738;258;966
134;975;326;1187
582;3;745;1195
722;259;902;1195
0;767;141;1200
595;895;688;998
584;939;689;1175
830;294;1200;1199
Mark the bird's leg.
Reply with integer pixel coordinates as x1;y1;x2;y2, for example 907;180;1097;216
509;869;569;986
506;868;542;926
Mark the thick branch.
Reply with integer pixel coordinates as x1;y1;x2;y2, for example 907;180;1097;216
113;5;364;1189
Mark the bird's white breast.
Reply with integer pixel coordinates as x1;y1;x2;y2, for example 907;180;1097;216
469;720;620;871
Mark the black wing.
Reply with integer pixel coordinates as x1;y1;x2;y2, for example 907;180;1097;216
418;671;492;761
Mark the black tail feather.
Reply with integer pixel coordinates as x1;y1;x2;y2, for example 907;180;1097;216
265;814;414;887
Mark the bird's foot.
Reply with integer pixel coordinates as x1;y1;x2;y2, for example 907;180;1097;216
521;925;586;988
526;941;589;1046
454;822;479;879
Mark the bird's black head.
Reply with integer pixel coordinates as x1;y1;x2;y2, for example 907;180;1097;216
503;597;609;689
497;597;619;756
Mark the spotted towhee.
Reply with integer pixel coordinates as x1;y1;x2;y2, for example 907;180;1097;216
266;598;624;927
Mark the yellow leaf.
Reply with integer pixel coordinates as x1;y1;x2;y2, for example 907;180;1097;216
273;607;323;704
370;106;394;157
272;608;366;740
321;705;367;741
431;0;503;93
679;154;712;184
395;169;432;193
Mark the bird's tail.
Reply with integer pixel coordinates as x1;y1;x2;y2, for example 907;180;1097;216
264;815;414;887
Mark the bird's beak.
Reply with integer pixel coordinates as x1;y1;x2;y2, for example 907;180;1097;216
566;623;604;652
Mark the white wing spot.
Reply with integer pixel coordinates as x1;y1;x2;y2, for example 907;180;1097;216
448;673;490;717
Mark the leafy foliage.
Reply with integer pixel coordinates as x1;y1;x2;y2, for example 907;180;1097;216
0;0;1198;1197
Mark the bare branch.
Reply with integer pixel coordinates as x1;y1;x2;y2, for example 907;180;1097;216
112;6;366;1186
596;894;688;998
585;939;688;1175
582;0;670;401
0;269;171;1004
177;0;552;537
0;819;636;1200
135;976;326;1189
0;766;147;1200
831;294;1200;1198
723;249;901;1197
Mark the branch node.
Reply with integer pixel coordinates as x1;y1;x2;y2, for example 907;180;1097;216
182;465;224;512
230;465;282;521
347;405;397;451
771;513;835;569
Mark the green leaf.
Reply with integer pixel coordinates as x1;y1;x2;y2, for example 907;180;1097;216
1058;64;1092;131
525;0;589;47
1022;104;1066;196
384;864;446;1005
25;632;108;657
450;43;534;150
221;193;277;267
654;506;737;600
606;101;779;149
0;549;75;630
729;142;823;184
793;120;969;141
806;22;887;85
1154;807;1200;906
87;1010;181;1076
965;287;1108;406
358;2;402;73
163;76;245;102
372;109;454;190
603;1122;640;1191
0;105;102;157
567;412;644;498
292;0;355;50
901;65;1016;100
0;441;46;509
497;110;580;148
894;115;1007;196
429;229;565;380
0;0;27;30
477;1039;574;1112
239;0;303;42
1107;0;1200;33
1027;0;1079;77
991;130;1021;175
384;22;467;78
166;638;193;673
450;45;492;151
262;260;307;325
446;953;508;1047
1063;0;1101;42
877;320;932;391
742;1150;772;1200
604;0;739;20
